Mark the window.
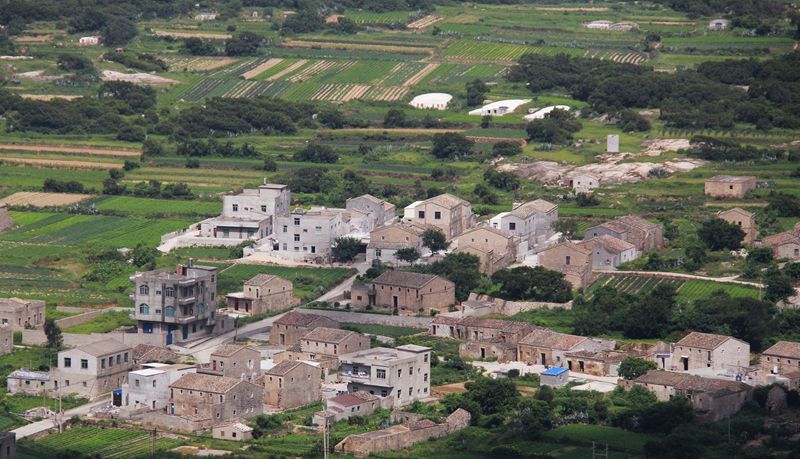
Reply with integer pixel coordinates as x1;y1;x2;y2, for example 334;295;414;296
139;304;150;315
375;249;382;257
424;354;429;363
424;373;428;382
232;204;239;211
509;222;516;230
124;352;129;363
418;211;425;219
315;226;322;234
565;256;571;265
64;357;72;368
165;287;174;297
409;367;413;375
135;379;140;387
294;234;300;242
101;358;106;369
117;355;121;364
434;211;441;220
409;387;413;396
139;285;149;295
109;357;114;367
376;369;386;379
294;218;300;226
165;306;175;317
398;369;402;377
261;205;267;212
80;359;88;369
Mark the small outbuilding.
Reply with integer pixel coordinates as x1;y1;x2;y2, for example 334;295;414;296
469;99;531;117
79;36;100;46
409;93;453;110
212;421;253;441
708;19;728;30
541;367;569;387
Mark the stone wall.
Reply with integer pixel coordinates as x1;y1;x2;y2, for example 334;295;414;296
22;329;168;347
54;308;115;329
296;308;434;328
465;293;572;315
0;206;12;232
140;412;211;434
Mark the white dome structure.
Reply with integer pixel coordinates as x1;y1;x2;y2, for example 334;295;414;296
468;99;530;116
523;105;571;121
409;93;453;110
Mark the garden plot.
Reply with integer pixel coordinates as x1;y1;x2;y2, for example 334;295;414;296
242;58;284;79
153;30;231;39
164;56;238;72
287;60;344;82
444;40;538;63
407;15;443;30
268;59;308;81
223;80;291;98
24;426;182;458
179;78;229;101
365;86;410;101
0;144;139;157
402;63;439;86
0;192;94;208
282;39;434;56
584;50;649;65
0;157;122;170
101;70;177;85
312;84;371;101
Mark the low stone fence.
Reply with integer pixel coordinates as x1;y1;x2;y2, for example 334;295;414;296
139;412;211;435
54;308;113;329
22;329;168;347
465;293;572;315
297;308;434;328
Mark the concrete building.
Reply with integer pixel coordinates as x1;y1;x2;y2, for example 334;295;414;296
403;194;474;240
584;215;665;253
518;328;615;368
78;36;100;45
270;207;349;262
633;370;751;423
579;235;637;269
409;93;453;110
489;199;558;247
269;311;339;346
0;204;12;232
346;194;395;227
339;345;431;407
194;12;218;20
0;324;10;356
761;224;800;261
169;373;263;422
537;241;593;288
121;363;196;412
0;297;45;331
350;271;455;316
213;421;253;441
607;134;619;153
225;274;296;316
704;175;757;199
453;226;518;275
53;339;133;399
7;369;52;395
262;360;321;409
761;341;800;389
300;327;370;359
199;182;290;241
367;222;427;266
672;332;750;374
562;173;600;194
718;208;757;243
0;433;15;459
541;367;569;387
130;261;218;345
199;344;261;383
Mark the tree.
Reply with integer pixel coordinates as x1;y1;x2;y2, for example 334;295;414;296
183;37;216;55
766;192;800;217
317;109;346;129
553;220;577;238
225;31;264;56
383;109;407;128
293;144;338;163
765;267;794;302
425;253;481;302
618;356;658;380
422;229;449;252
466;79;489;106
331;237;361;262
491;266;573;302
395;248;420;264
491;141;522;157
101;16;137;46
511;398;553;437
621;284;677;338
526;111;582;144
44;319;63;349
697;217;745;251
463;376;519;416
484;168;520;191
689;292;776;351
263;157;277;171
131;243;157;269
431;133;474;159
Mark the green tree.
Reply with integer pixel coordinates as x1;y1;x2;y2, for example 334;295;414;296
765;267;795;302
491;141;522;157
621;284;677;338
463;376;519;415
618;356;658;380
131;243;157;269
331;237;361;262
491;266;573;302
422;228;449;252
554;220;577;238
263;157;277;171
511;398;553;437
44;318;63;350
383;109;407;128
697;217;745;251
395;248;420;264
431;133;474;159
466;79;489;106
425;252;481;302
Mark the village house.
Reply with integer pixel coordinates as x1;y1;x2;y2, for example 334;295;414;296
632;370;752;423
562;173;600;194
339;345;431;407
313;391;390;426
443;317;537;361
579;235;638;269
453;226;519;275
761;341;800;389
403;193;474;239
718;208;757;243
0;204;12;232
584;215;665;253
194;12;218;20
52;339;134;399
672;331;750;374
708;19;729;30
269;311;339;346
121;363;196;413
704;175;757;199
350;271;455;316
78;36;99;46
300;327;371;359
0;432;15;459
7;369;53;395
212;421;253;441
0;324;10;356
0;297;45;331
270;207;350;262
489;199;558;247
367;222;427;267
563;349;632;377
225;274;296;316
262;360;322;409
518;328;615;368
761;223;800;261
132;344;179;365
199;344;261;383
169;373;262;423
537;241;593;288
199;182;290;242
130;261;219;345
346;194;396;227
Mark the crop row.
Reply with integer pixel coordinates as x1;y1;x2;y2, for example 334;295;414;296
444;40;537;62
180;78;227;102
377;62;429;86
585;50;648;64
287;60;345;82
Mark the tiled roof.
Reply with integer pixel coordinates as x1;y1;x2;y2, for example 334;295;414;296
675;331;737;350
424;193;470;209
273;311;332;327
349;194;383;205
302;327;358;344
511;199;557;218
373;270;442;289
171;373;241;393
133;344;178;363
432;315;462;325
763;231;800;248
212;344;256;358
460;316;538;335
763;341;800;359
635;370;750;396
457;225;513;241
596;221;631;235
706;175;755;183
519;329;586;350
8;370;49;381
73;338;131;357
265;360;313;376
718;208;754;219
329;391;378;407
615;215;661;232
245;274;284;287
581;235;636;253
548;240;591;256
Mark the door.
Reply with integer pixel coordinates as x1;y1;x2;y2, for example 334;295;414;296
167;325;177;345
541;353;547;366
480;348;485;358
182;325;189;340
682;357;689;371
392;296;398;308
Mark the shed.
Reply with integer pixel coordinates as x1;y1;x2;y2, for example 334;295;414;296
212;421;253;441
541;367;569;387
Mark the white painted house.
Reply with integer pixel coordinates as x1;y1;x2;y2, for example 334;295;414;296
489;199;558;247
562;173;600;194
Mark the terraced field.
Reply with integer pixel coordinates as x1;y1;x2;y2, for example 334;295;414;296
19;426;183;459
591;274;760;303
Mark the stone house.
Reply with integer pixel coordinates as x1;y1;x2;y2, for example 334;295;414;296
0;204;12;232
518;328;615;368
562;173;600;194
199;182;290;241
225;274;296;316
672;331;750;374
447;317;538;363
169;373;263;422
269;311;339;346
53;339;134;399
718;208;757;244
351;271;455;316
579;235;637;269
584;216;664;253
121;364;196;413
761;341;800;389
339;345;431;407
212;421;253;441
403;193;474;239
199;344;261;383
704;175;757;199
563;349;632;377
0;324;10;356
0;298;45;331
632;370;752;423
130;261;219;345
708;19;728;30
761;224;800;261
78;36;100;45
453;226;519;275
262;360;322;409
537;241;593;288
346;194;396;227
313;391;390;426
367;222;427;267
7;369;53;395
429;315;464;339
489;199;558;247
300;327;370;359
194;12;218;20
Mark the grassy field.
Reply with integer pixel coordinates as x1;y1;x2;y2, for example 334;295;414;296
62;310;136;334
541;424;658;455
19;426;184;459
215;263;356;303
591;274;760;303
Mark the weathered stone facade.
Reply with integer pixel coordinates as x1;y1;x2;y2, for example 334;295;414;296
0;298;45;331
169;373;263;423
367;222;426;267
584;216;664;254
0;205;12;233
262;360;321;409
269;311;339;346
351;271;455;316
225;274;296;316
453;226;518;275
672;331;750;374
0;324;11;356
403;193;474;239
704;175;756;198
199;344;261;383
518;328;615;368
53;339;134;399
537;241;592;288
718;208;757;243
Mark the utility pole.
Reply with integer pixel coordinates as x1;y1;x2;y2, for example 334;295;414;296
323;417;330;459
151;428;157;457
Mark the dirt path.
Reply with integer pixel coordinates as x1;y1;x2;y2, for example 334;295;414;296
0;157;122;169
318;128;463;134
0;144;140;157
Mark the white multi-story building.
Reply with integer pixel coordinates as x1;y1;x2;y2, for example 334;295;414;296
120;363;196;413
199;182;291;241
269;207;348;262
339;345;431;407
489;199;558;247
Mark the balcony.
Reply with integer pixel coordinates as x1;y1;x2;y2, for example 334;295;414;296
177;296;196;305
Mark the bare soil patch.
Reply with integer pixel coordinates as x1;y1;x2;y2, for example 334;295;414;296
19;94;82;101
1;192;94;207
641;138;690;156
101;70;178;85
536;7;608;11
13;35;52;43
153;30;232;39
0;157;122;169
267;59;307;81
242;58;284;79
403;63;439;86
432;382;467;394
0;144;140;157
